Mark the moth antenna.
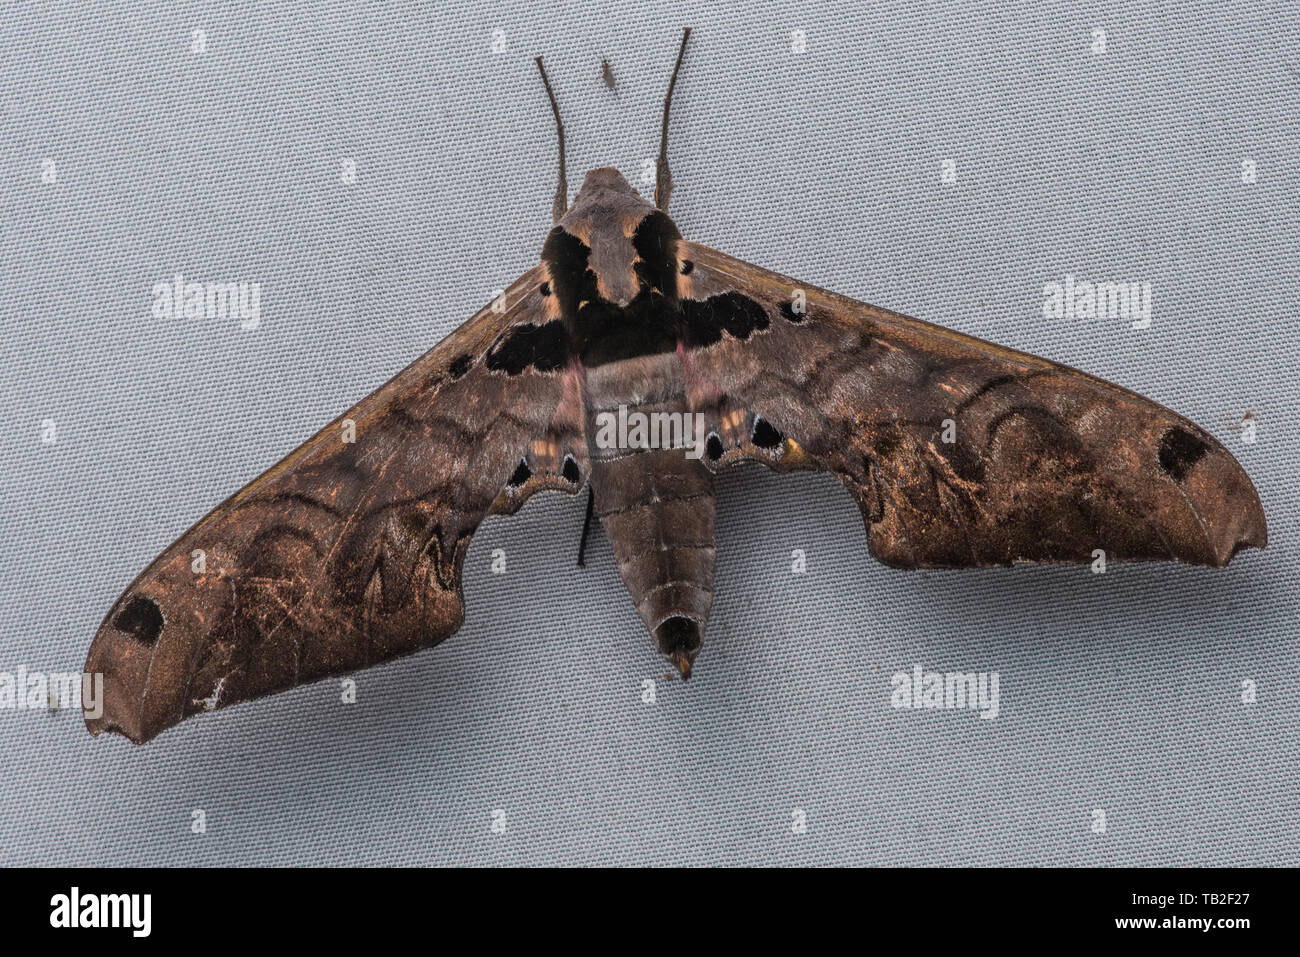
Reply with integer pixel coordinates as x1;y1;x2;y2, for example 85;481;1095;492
534;55;569;224
655;26;692;212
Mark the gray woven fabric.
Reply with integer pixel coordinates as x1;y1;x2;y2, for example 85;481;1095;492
2;0;1296;866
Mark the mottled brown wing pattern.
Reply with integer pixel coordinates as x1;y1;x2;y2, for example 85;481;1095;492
675;242;1266;570
86;267;587;743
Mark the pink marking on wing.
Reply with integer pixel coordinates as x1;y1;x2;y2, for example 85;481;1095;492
676;340;724;407
553;359;589;437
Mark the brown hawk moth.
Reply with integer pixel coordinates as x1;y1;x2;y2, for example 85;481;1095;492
84;29;1266;743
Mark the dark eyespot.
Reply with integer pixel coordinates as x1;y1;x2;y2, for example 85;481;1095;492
680;260;694;275
508;459;532;487
780;301;806;323
562;455;581;484
705;433;723;462
1158;426;1210;481
752;417;783;449
448;353;472;379
540;282;551;297
113;595;164;646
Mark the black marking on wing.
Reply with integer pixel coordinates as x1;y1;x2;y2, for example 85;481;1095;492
562;455;581;484
486;321;570;375
572;290;679;368
1158;426;1210;481
248;491;343;516
507;459;533;488
448;353;473;379
681;293;770;348
752;417;783;449
779;301;806;323
112;595;164;646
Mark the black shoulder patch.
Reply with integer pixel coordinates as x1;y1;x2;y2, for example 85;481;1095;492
486;321;570;375
542;225;589;274
631;210;682;296
541;226;598;316
680;292;770;347
1158;426;1210;481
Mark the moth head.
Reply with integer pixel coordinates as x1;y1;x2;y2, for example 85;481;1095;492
570;166;642;206
544;167;683;310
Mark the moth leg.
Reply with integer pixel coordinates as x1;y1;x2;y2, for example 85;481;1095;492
534;56;568;224
654;27;692;212
576;485;596;567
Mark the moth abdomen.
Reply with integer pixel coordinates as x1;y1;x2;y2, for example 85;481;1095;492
587;377;717;678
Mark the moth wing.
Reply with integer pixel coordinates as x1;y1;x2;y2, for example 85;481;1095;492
86;267;586;743
676;242;1266;569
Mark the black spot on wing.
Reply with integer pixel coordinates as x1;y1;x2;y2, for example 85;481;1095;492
752;417;783;449
486;321;570;375
681;292;770;348
448;353;472;379
113;595;164;646
705;432;723;461
507;459;532;488
680;259;694;275
779;301;806;323
562;455;581;484
1158;426;1210;481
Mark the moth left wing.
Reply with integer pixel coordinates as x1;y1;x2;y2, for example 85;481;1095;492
86;266;586;743
675;242;1266;569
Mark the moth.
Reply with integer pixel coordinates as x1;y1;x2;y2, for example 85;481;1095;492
601;58;616;91
85;29;1266;743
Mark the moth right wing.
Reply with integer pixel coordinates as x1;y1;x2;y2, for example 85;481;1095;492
86;266;586;743
675;242;1266;569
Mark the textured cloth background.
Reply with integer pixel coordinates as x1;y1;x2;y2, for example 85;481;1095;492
1;0;1296;866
